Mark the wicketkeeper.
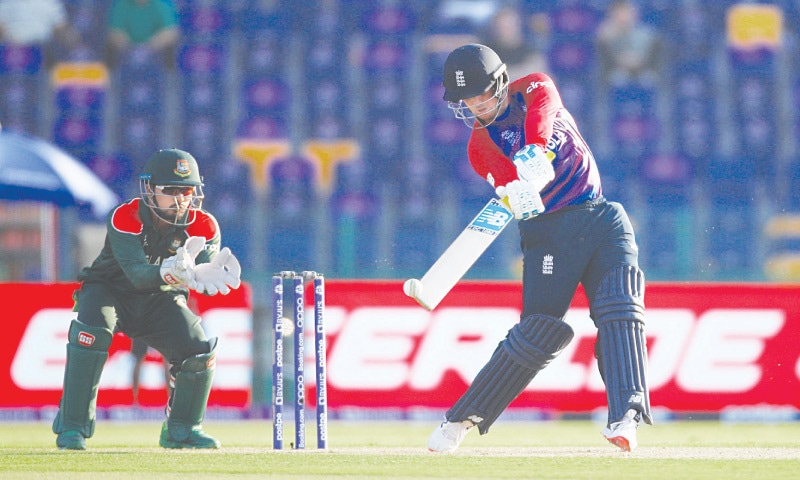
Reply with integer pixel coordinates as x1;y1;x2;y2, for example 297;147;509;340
427;44;652;453
53;148;242;450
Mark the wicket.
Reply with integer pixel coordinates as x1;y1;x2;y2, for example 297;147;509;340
271;271;328;450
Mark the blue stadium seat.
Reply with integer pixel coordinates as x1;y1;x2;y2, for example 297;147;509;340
596;152;637;206
704;204;759;279
638;153;694;279
390;157;441;277
782;159;800;210
182;73;224;116
362;38;413;75
56;86;105;115
242;33;285;75
548;3;601;38
86;152;134;199
302;37;347;82
235;0;291;35
363;115;406;173
177;2;232;42
267;156;318;271
241;77;290;117
557;77;594;128
118;115;161;166
360;4;417;36
52;114;102;159
0;74;41;134
181;115;225;160
329;160;380;277
0;45;42;75
178;42;227;75
609;113;659;162
546;38;595;76
118;75;164;117
670;62;716;166
365;74;405;112
200;159;253;268
236;115;288;139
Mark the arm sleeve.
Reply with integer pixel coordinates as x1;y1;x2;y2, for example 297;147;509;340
107;221;163;289
467;130;519;190
522;72;563;147
186;210;222;265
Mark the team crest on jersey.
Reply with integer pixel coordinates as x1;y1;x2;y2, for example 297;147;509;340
169;237;183;254
174;158;191;177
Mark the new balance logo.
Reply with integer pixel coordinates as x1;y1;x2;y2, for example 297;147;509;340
480;210;510;227
627;394;643;404
467;415;484;424
455;70;466;87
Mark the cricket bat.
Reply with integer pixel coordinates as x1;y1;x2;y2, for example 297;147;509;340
404;197;513;310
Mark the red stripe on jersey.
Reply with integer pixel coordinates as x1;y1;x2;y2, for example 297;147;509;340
110;199;144;234
185;210;220;242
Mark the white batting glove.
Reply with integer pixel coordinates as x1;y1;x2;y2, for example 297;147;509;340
513;144;554;191
159;236;206;286
190;247;242;295
496;179;545;221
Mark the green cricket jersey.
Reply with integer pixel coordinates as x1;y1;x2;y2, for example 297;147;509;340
78;198;221;294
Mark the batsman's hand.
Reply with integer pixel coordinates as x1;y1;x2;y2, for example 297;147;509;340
189;247;242;295
160;236;205;286
514;144;554;191
496;179;544;221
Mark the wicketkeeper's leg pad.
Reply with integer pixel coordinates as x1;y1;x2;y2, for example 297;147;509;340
447;315;574;434
166;338;218;441
52;320;113;438
592;265;652;425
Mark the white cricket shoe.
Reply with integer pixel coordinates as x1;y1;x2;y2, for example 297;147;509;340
602;409;639;452
427;419;474;453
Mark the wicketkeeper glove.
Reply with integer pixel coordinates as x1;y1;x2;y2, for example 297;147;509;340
496;179;545;221
513;144;554;191
160;236;205;286
189;247;242;296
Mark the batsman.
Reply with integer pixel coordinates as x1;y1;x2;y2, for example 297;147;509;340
427;44;652;453
53;148;242;450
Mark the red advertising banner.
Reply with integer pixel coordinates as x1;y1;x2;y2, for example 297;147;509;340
1;281;799;418
322;281;800;417
1;283;252;409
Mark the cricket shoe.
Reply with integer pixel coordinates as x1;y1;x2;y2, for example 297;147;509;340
159;422;221;449
56;430;86;450
427;419;474;453
602;409;640;452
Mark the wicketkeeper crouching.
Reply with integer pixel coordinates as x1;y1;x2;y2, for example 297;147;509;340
53;148;242;450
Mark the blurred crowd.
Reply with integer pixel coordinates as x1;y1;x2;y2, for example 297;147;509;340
1;0;799;283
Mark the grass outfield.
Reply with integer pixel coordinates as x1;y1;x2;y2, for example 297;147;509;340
1;420;799;479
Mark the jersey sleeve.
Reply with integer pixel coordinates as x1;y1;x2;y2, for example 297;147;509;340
467;129;518;190
521;72;563;148
107;200;163;289
466;73;565;191
185;210;222;265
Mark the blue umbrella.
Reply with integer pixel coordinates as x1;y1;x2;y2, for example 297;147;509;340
0;130;118;218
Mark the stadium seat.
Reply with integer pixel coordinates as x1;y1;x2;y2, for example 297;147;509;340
329;160;380;277
267;156;319;272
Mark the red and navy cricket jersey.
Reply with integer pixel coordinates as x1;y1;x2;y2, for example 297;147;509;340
466;72;602;213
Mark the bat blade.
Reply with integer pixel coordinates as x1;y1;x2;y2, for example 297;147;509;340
407;198;512;310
